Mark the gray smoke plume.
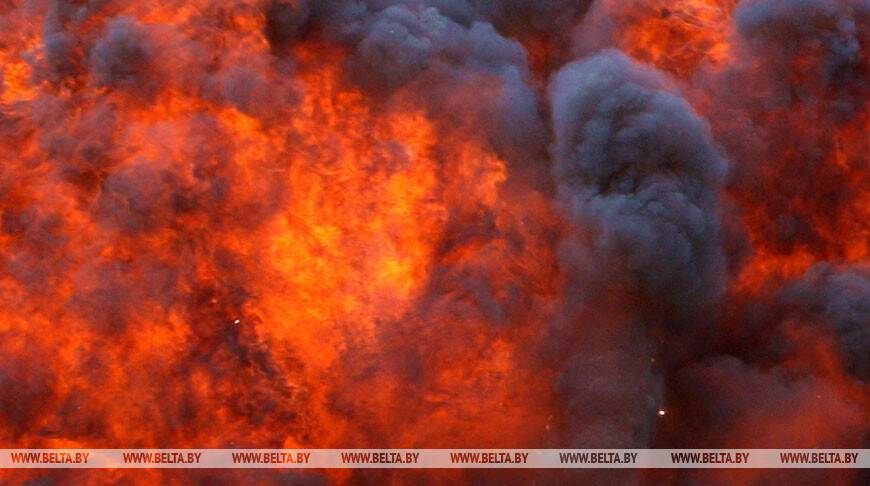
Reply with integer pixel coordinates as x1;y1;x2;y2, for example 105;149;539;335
545;49;727;450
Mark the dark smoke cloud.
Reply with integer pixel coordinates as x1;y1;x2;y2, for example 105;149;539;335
265;0;312;45
338;2;549;177
550;49;727;321
472;0;592;33
705;0;869;256
90;17;159;96
735;0;867;107
777;263;870;380
726;0;868;138
545;49;726;451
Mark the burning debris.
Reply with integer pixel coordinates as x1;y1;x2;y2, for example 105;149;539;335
0;0;866;484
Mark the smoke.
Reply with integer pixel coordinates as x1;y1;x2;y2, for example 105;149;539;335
544;49;726;453
550;49;726;317
91;17;158;95
706;0;869;260
0;0;866;484
777;263;870;381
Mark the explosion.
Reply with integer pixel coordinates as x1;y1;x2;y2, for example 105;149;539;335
0;0;866;484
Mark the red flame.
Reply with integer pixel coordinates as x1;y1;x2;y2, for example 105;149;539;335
0;0;866;484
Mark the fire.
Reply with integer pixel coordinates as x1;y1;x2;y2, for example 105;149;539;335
622;0;738;76
0;0;867;484
580;0;739;79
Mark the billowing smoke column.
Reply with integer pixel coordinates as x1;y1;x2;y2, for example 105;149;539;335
0;0;866;485
547;48;726;448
